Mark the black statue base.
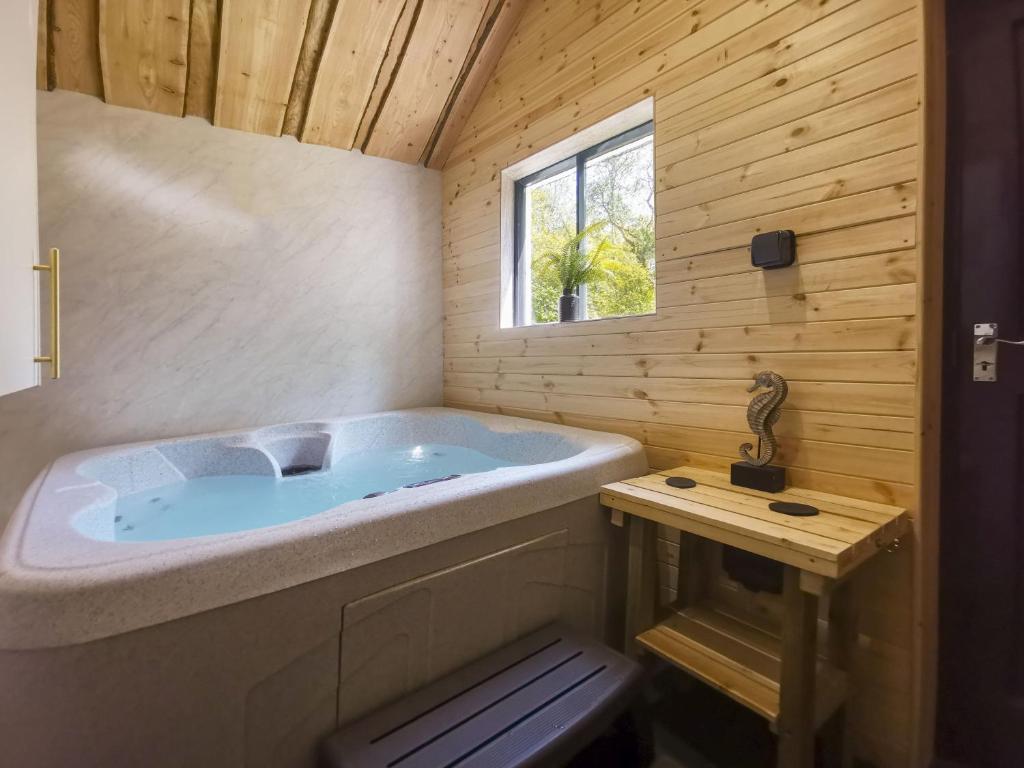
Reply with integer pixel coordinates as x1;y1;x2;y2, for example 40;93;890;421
730;461;786;493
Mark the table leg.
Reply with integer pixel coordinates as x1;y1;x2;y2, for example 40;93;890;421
624;515;656;658
828;579;858;768
778;565;819;768
675;532;704;609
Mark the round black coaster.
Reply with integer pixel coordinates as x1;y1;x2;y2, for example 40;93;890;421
665;476;697;489
769;501;819;517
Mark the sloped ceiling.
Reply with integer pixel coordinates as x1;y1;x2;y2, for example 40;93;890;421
35;0;527;168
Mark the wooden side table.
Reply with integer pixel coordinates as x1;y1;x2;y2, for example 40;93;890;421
601;466;909;768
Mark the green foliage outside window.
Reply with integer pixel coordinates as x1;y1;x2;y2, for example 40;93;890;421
524;134;655;323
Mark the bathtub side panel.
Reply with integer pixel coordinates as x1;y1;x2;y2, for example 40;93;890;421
337;529;570;722
0;497;618;768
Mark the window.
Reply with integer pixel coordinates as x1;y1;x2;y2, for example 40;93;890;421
513;121;655;326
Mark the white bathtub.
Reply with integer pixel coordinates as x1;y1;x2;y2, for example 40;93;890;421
0;407;646;650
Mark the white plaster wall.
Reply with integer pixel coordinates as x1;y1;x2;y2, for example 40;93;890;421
0;91;443;529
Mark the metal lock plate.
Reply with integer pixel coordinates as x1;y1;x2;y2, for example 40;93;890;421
974;323;998;382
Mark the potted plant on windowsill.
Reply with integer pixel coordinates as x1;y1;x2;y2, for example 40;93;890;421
540;223;612;322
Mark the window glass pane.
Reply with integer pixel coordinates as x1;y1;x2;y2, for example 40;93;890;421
523;167;575;324
583;134;655;320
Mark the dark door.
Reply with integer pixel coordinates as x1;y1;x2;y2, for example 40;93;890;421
938;1;1024;765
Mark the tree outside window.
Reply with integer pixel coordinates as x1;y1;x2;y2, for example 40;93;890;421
515;123;655;325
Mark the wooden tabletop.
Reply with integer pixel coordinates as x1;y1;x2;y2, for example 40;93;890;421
601;466;909;579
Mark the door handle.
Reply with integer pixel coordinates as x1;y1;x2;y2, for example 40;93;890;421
974;322;1024;382
32;247;60;380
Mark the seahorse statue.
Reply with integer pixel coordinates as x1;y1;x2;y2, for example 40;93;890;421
738;371;788;467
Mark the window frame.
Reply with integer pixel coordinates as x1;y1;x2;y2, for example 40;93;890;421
512;119;655;327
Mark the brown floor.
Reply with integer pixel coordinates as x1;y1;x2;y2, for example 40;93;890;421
646;665;859;768
644;664;776;768
651;726;718;768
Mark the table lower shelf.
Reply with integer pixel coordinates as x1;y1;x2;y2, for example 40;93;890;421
635;601;847;729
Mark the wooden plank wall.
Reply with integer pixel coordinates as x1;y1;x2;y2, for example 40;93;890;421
440;0;928;764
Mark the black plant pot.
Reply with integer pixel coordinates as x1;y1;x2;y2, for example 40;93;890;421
559;293;579;322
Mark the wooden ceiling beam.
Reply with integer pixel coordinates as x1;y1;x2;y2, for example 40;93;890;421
38;0;530;168
98;0;190;117
282;0;336;138
363;0;490;165
215;0;313;136
184;0;219;120
424;0;528;170
301;0;408;150
52;0;104;98
354;0;420;151
37;0;51;90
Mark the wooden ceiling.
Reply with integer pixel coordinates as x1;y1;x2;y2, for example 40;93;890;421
35;0;527;168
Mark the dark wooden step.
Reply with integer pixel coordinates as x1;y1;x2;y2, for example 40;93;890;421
321;624;643;768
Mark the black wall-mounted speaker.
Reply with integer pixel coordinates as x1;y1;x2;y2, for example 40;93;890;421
751;230;796;269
